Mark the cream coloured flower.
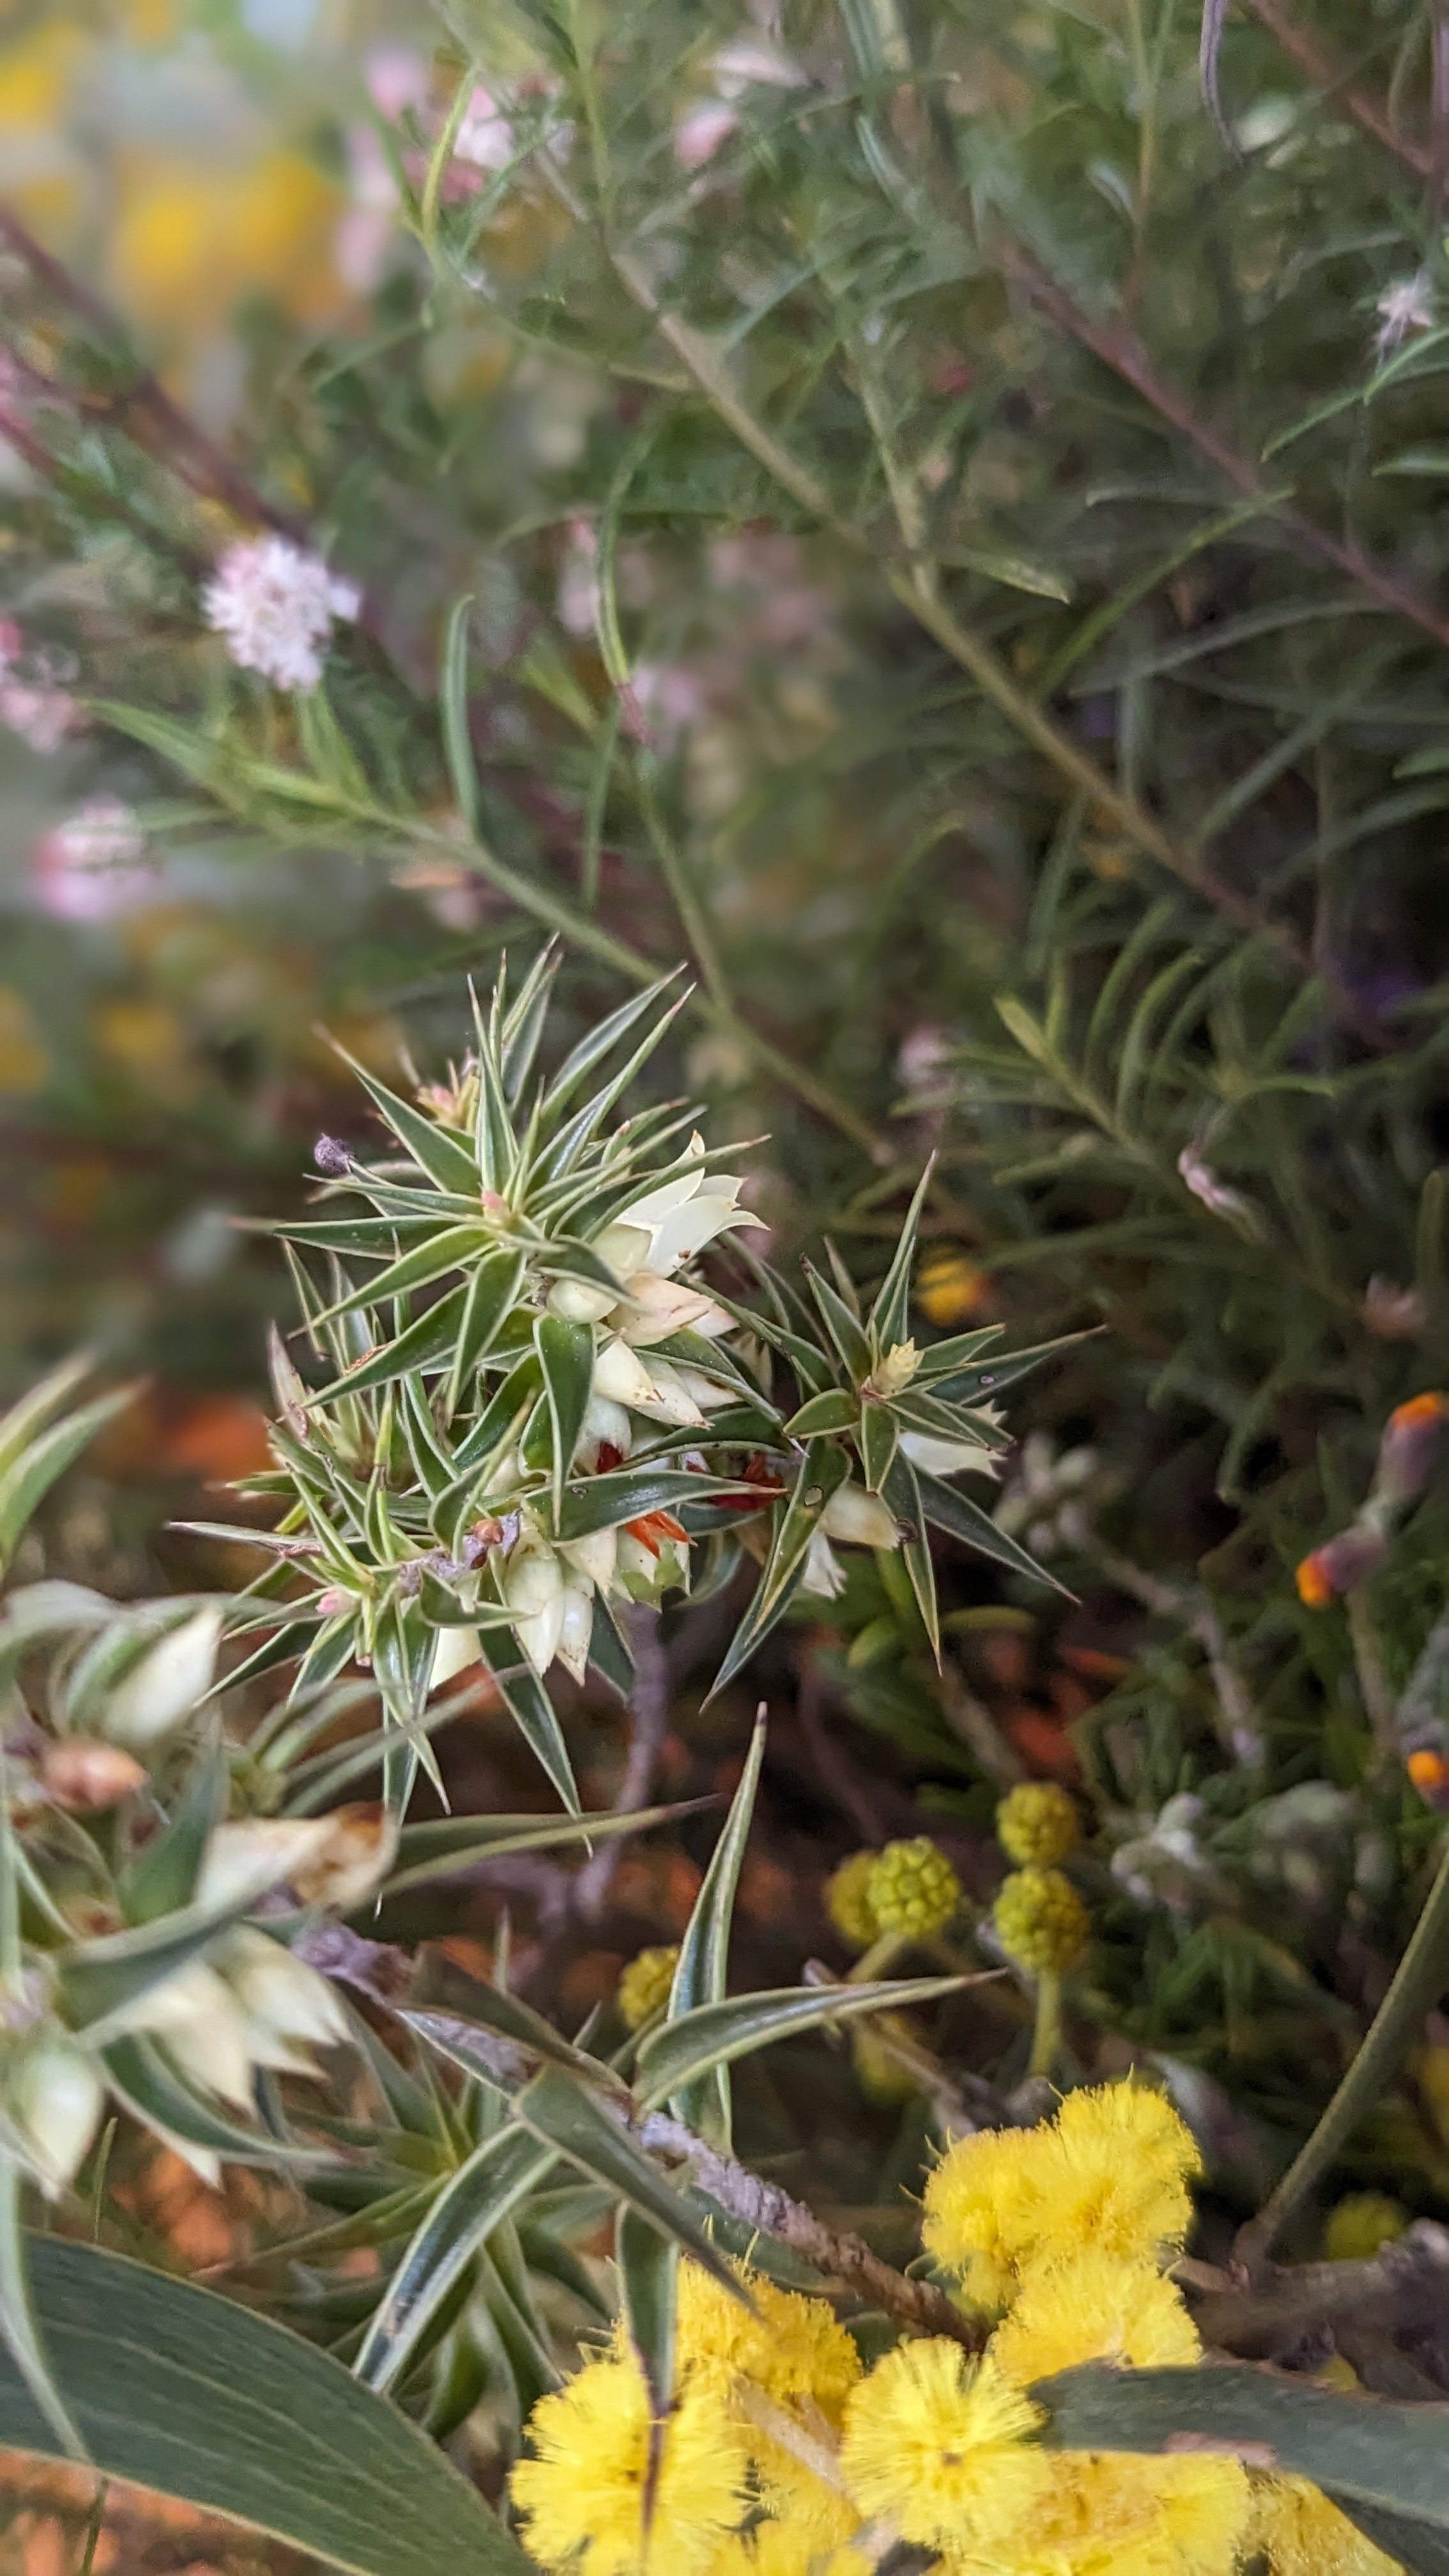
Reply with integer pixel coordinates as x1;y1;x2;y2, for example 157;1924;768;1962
503;1536;567;1675
820;1482;901;1549
900;1430;999;1478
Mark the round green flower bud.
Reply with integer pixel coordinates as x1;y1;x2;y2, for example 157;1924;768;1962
826;1850;881;1949
866;1837;962;1939
993;1866;1089;1975
1323;2192;1409;2264
617;1944;679;2032
996;1780;1081;1868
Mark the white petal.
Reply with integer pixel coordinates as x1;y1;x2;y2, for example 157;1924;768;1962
516;1596;565;1675
12;2043;103;2197
195;1816;335;1910
592;1337;658;1407
799;1531;846;1598
547;1277;613;1323
429;1624;482;1690
900;1432;999;1479
632;1358;707;1428
562;1526;617;1591
619;1270;734;1346
590;1221;651;1280
223;1926;350;2050
556;1583;594;1684
647;1190;749;1275
820;1483;900;1549
503;1540;564;1621
102;1604;225;1750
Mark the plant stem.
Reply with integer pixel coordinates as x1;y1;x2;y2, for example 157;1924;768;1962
1346;1586;1397;1761
1234;1825;1449;2271
1029;1969;1062;2078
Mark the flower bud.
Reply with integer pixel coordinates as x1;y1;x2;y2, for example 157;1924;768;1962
871;1341;921;1399
1322;2193;1407;2262
997;1781;1080;1868
592;1337;657;1409
562;1526;617;1592
632;1358;707;1428
101;1603;226;1750
825;1850;880;1950
1373;1390;1449;1509
429;1623;482;1693
867;1837;962;1938
292;1802;400;1912
993;1866;1089;1974
11;2041;103;2197
222;1925;349;2058
820;1483;900;1550
556;1583;595;1685
547;1276;615;1324
801;1530;846;1599
617;1944;678;2031
41;1739;146;1812
504;1539;565;1674
900;1429;995;1478
195;1815;335;1909
1294;1523;1390;1606
126;1961;256;2106
580;1395;631;1462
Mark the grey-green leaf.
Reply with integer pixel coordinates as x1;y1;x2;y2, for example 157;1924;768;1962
636;1974;970;2113
666;1715;764;2149
354;2122;556;2393
0;2234;526;2575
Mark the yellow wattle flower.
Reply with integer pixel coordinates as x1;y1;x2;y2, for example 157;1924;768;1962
617;1944;679;2032
1015;2453;1251;2576
1251;2472;1407;2576
990;2246;1200;2385
921;2122;1051;2314
824;1850;880;1950
866;1836;962;1938
993;1864;1089;1974
996;1779;1081;1867
707;2526;870;2576
510;2352;746;2576
839;2339;1049;2556
675;2258;862;2417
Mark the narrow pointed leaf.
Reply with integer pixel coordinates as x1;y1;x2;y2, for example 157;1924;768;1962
446;1248;526;1414
354;2122;556;2393
0;2235;526;2574
859;1400;900;1493
781;1389;858;1439
475;1640;579;1813
0;2160;82;2460
0;1386;137;1575
309;1228;489;1326
868;1159;936;1351
557;1464;753;1540
589;1590;636;1697
512;2066;739;2296
917;1470;1069;1593
882;1450;938;1659
440;595;480;836
636;1974;972;2110
119;1728;227;1924
928;1328;1101;1404
801;1260;871;1381
709;1442;850;1697
617;2205;678;2417
667;1715;764;2147
328;1046;480;1199
102;2037;332;2168
535;1314;595;1526
383;1799;699;1898
307;1288;467;1405
0;1354;99;1480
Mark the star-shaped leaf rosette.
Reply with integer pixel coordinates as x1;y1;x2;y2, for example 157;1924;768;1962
193;953;1071;1816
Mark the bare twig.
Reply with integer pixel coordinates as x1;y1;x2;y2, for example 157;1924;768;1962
1236;0;1431;180
576;1606;671;1920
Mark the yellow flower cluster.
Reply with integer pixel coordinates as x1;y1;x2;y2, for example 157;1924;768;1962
511;2084;1405;2576
617;1945;680;2032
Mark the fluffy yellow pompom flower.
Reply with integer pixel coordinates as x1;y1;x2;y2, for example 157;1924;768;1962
997;1780;1081;1866
1001;2452;1248;2576
707;2528;871;2576
991;2246;1200;2385
924;2082;1201;2303
511;2352;746;2576
993;1865;1089;1973
840;2340;1048;2556
1323;2193;1409;2263
825;1851;880;1950
617;1945;680;2032
866;1836;962;1938
1251;2474;1406;2576
676;2258;862;2417
921;2122;1052;2312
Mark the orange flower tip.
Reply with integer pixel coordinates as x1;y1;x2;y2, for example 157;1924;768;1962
1407;1747;1449;1807
1390;1390;1449;1429
1294;1552;1336;1609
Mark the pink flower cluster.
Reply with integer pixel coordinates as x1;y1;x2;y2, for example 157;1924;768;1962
33;797;155;922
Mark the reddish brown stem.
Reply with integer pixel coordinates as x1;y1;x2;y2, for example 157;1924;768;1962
1237;0;1431;180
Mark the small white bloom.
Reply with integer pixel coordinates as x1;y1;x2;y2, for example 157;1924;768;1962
548;1276;617;1324
454;85;515;171
203;536;361;694
562;1526;618;1592
556;1581;594;1684
128;1961;256;2108
503;1537;566;1674
579;1393;632;1464
871;1341;920;1399
899;1430;997;1479
195;1814;337;1910
591;1220;652;1281
630;1356;707;1429
222;1926;350;2058
800;1529;846;1598
429;1623;482;1692
820;1482;900;1549
1376;272;1434;355
1176;1144;1257;1228
592;1336;659;1409
613;1141;752;1276
102;1603;226;1751
617;1269;733;1346
11;2041;104;2198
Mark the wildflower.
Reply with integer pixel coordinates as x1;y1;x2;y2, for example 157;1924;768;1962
1252;2472;1405;2576
676;2257;862;2419
1374;1389;1449;1506
922;2124;1050;2313
503;1535;566;1675
1176;1144;1258;1228
1323;2193;1409;2262
1375;272;1434;356
203;535;360;693
866;1837;962;1938
709;2527;869;2576
1024;2453;1251;2576
512;2352;746;2576
1407;1745;1449;1809
617;1944;678;2032
1294;1525;1389;1606
840;2340;1048;2556
993;1867;1089;1975
915;1245;986;1326
454;86;515;172
997;1781;1080;1868
34;797;153;922
870;1340;920;1399
991;2246;1200;2384
924;2083;1200;2302
818;1483;900;1550
10;2040;104;2197
825;1851;880;1950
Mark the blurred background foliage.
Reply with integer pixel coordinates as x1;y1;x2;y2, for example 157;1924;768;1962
7;0;1449;2506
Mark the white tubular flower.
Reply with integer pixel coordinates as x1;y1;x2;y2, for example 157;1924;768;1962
899;1431;998;1479
592;1336;658;1409
800;1529;846;1600
611;1138;753;1276
631;1356;708;1429
820;1482;901;1549
871;1340;920;1398
590;1220;651;1280
12;2041;104;2198
556;1583;594;1685
195;1816;337;1910
504;1537;566;1674
672;1364;735;1414
429;1623;482;1692
203;535;361;694
562;1526;617;1591
615;1269;734;1346
292;1802;401;1912
127;1962;256;2108
101;1604;226;1751
547;1276;618;1324
577;1393;632;1467
222;1926;350;2064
